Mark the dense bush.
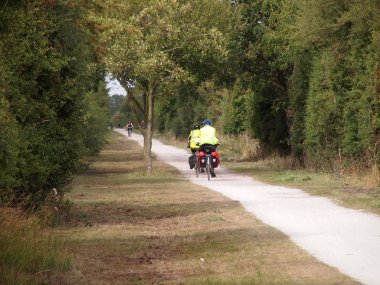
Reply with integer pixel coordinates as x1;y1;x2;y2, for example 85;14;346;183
0;1;109;209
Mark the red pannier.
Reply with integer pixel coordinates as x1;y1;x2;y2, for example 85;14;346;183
197;151;220;168
211;151;220;167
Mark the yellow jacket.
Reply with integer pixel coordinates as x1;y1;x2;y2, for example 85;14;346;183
200;125;219;145
188;129;201;149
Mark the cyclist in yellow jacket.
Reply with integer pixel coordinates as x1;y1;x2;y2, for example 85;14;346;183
199;119;219;177
188;123;201;154
199;119;219;147
187;123;201;169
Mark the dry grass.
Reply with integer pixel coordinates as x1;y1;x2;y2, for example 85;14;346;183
154;131;188;149
0;208;71;285
57;132;360;284
218;132;260;161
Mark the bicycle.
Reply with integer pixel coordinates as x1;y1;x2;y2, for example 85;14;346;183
127;128;132;138
198;146;218;181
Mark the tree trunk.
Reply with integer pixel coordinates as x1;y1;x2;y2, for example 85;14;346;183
124;86;152;173
144;88;154;175
123;83;154;175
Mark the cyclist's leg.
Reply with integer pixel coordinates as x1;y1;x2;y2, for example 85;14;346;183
210;166;216;177
189;149;196;169
210;145;217;177
199;145;205;172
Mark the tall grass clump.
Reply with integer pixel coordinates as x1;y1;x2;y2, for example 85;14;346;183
0;208;71;285
218;132;260;162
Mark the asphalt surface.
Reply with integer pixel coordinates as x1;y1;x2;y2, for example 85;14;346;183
117;129;380;285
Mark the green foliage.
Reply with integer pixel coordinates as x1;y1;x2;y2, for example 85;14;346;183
298;0;380;167
220;81;254;135
155;84;199;138
83;82;110;155
0;98;20;201
226;0;292;152
101;0;230;95
109;94;127;128
304;51;342;161
226;0;380;170
0;1;109;209
287;50;312;163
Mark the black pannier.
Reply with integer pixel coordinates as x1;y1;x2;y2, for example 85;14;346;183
211;155;218;168
199;155;207;168
188;155;197;169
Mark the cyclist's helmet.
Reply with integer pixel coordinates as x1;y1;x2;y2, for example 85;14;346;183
203;119;211;125
193;123;200;129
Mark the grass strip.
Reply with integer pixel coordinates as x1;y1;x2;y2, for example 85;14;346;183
58;131;359;284
224;161;380;216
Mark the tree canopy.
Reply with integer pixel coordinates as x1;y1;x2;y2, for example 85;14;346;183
96;0;230;173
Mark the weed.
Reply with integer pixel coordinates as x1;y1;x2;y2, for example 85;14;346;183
208;215;225;222
285;176;296;182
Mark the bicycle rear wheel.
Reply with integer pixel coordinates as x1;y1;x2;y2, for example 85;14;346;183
206;156;211;181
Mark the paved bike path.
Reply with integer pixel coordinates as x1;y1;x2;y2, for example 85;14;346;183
117;130;380;285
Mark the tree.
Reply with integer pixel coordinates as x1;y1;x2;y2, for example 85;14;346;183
99;0;229;174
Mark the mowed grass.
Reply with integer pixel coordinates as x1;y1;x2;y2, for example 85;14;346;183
224;160;380;216
58;132;359;284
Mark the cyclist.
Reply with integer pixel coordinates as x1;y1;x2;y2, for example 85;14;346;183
187;123;201;169
198;119;219;177
127;121;133;137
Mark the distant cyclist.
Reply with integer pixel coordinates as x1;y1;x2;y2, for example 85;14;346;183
127;121;133;137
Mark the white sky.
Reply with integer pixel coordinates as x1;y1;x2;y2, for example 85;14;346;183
105;75;127;96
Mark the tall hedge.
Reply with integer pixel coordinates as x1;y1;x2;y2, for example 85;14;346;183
0;1;109;209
